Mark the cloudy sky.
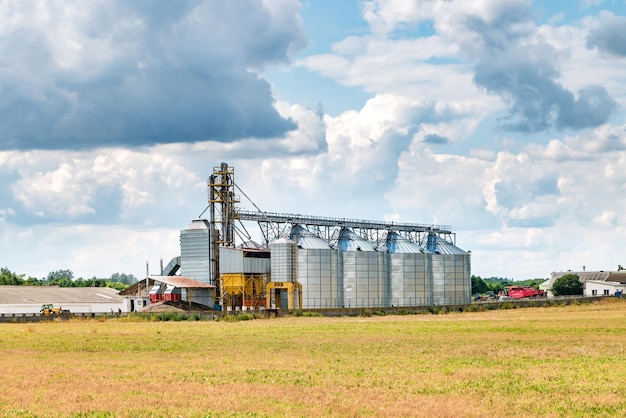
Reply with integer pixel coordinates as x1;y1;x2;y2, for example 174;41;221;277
1;0;626;281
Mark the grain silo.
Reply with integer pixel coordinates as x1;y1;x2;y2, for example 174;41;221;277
386;232;433;307
270;238;297;282
427;233;471;305
266;238;301;309
339;228;388;308
180;219;214;284
289;225;342;309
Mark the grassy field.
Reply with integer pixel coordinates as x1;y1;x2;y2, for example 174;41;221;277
1;299;625;417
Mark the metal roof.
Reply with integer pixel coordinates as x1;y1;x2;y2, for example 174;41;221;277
237;240;263;249
289;225;332;249
338;228;377;251
119;276;215;297
148;275;216;288
546;270;626;288
184;219;211;230
0;286;122;305
386;232;426;254
426;234;467;255
605;271;626;283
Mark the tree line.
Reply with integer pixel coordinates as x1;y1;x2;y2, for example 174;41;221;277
472;274;584;296
0;267;135;291
471;275;548;295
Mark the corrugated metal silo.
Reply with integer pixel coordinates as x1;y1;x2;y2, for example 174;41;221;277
290;225;342;308
427;233;471;305
339;228;388;308
270;238;297;282
386;232;432;307
180;219;214;284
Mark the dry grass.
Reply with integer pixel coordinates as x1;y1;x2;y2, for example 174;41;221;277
1;299;625;417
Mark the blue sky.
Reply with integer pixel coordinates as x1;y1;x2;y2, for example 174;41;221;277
1;0;626;281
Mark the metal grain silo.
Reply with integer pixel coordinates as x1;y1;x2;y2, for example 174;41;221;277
427;233;471;306
386;232;432;307
180;219;214;284
270;238;297;282
289;225;342;309
339;228;388;308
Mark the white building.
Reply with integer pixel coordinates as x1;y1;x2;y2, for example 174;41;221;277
0;286;123;315
546;270;626;297
584;280;625;297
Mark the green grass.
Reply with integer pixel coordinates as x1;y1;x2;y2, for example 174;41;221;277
0;299;625;417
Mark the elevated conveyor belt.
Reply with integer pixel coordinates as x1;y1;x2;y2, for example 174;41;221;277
237;209;454;245
161;256;181;276
238;210;451;234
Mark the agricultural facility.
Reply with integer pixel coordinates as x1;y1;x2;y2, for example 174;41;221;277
154;163;471;311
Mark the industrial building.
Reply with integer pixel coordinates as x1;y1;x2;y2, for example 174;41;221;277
158;163;471;311
0;286;123;315
119;276;216;312
545;270;626;297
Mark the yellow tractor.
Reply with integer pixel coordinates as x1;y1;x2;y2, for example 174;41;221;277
40;304;69;316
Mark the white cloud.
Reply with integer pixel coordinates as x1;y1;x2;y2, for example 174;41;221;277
0;0;306;150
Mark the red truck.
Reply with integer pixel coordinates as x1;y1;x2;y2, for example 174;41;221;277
506;286;545;299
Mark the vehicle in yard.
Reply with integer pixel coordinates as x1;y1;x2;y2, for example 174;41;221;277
40;304;70;316
506;286;545;299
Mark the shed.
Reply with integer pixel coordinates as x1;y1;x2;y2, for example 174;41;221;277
119;276;216;312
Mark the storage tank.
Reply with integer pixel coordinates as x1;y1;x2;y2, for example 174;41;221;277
180;219;214;284
339;228;388;308
289;225;342;309
386;232;433;307
427;233;471;305
270;238;297;282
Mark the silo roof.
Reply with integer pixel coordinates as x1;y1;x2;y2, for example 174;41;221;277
427;234;467;255
183;219;210;230
386;232;424;253
289;225;331;249
338;228;377;251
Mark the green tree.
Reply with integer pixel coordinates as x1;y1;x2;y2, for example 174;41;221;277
47;269;74;283
487;281;505;293
471;275;489;294
109;273;137;285
0;267;25;285
49;277;74;287
107;281;128;291
551;274;583;296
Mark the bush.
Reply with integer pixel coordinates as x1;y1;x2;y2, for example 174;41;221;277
155;312;191;322
292;310;321;317
463;304;483;312
360;309;373;317
218;312;259;322
552;274;583;296
428;306;441;314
